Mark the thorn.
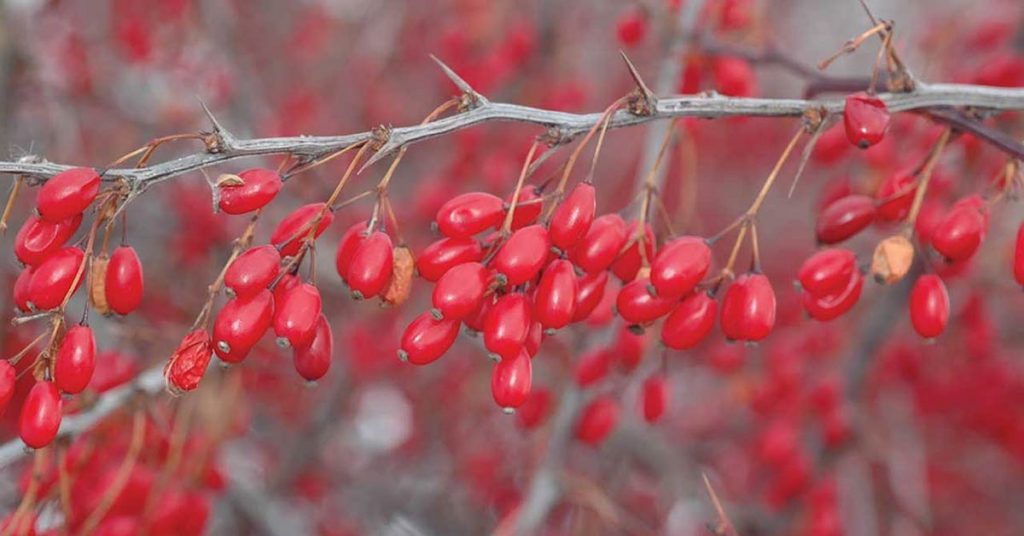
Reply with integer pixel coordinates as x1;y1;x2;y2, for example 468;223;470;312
197;97;227;133
429;54;489;107
857;0;880;26
620;51;657;115
357;141;398;174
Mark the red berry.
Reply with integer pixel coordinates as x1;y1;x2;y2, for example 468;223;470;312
416;237;483;282
533;259;578;330
576;395;619;446
712;56;757;97
1014;221;1024;286
27;246;85;310
273;282;321;349
399;311;460;365
54;325;96;394
909;274;949;339
517;388;552;429
0;361;14;415
611;222;655;282
843;92;890;148
491;224;550;286
484;293;532;361
14;266;34;312
650;236;712;298
432;262;490;321
616;278;674;324
270;203;334;257
334;221;368;282
572;270;609;322
616;8;646;46
815;194;876;244
549;183;596;251
661;291;717;349
19;381;62;449
225;245;281;298
875;173;916;221
797;248;857;297
347;231;393;299
435;192;504;238
803;270;863;321
293;314;333;382
213;289;274;363
613;325;647;371
720;273;776;342
105;246;144;315
218;168;283;214
491;349;532;411
931;201;986;261
524;321;543;357
14;214;82;266
642;374;668;423
164;329;213;394
272;273;300;303
574;349;611;387
507;186;542;230
36;167;100;221
572;213;627;274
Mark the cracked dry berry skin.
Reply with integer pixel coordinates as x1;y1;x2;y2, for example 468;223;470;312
491;349;532;412
27;246;85;310
164;329;213;394
416;236;483;282
217;168;283;215
14;213;82;266
54;325;97;394
797;248;857;297
36;167;100;222
213;289;274;363
549;182;596;251
642;374;668;423
273;281;321;349
334;220;368;283
270;203;334;257
225;245;281;298
491;224;550;286
19;380;62;449
661;291;717;350
432;262;489;321
435;191;504;238
484;293;532;361
398;311;460;365
576;395;619;446
347;231;393;299
616;278;674;325
293;314;333;382
650;236;712;299
720;272;777;342
803;270;863;321
910;274;950;339
533;259;577;330
843;92;891;149
105;245;144;315
815;194;876;244
571;213;627;274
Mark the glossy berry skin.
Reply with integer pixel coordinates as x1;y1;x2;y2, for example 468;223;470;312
334;221;368;282
616;278;674;325
576;395;619;446
293;314;333;382
549;183;596;251
491;350;532;411
875;173;916;221
416;237;483;282
398;312;460;365
0;361;14;415
843;93;890;149
1015;221;1024;286
435;192;504;238
432;262;490;321
803;270;863;321
491;224;550;286
816;194;876;244
642;375;668;423
932;203;986;261
720;273;776;342
270;203;334;257
572;271;609;322
611;222;655;282
347;231;393;299
616;8;646;46
213;290;274;363
28;246;85;310
13;267;33;312
105;246;144;315
273;282;321;349
572;213;627;274
19;381;62;449
218;168;283;214
14;213;82;266
661;292;717;349
508;187;542;230
650;236;712;298
797;248;857;297
909;274;949;339
484;293;532;361
534;259;578;330
36;167;100;221
225;245;281;298
524;321;543;357
54;325;96;394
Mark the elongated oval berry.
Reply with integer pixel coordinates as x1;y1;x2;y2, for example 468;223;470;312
492;350;532;412
28;246;85;310
293;314;333;382
661;291;717;349
534;260;577;330
549;183;596;251
611;222;655;282
816;194;876;244
19;381;62;448
432;262;490;321
0;361;14;415
491;224;550;286
37;167;100;221
14;214;82;266
213;290;274;363
164;329;213;394
517;388;552;429
484;293;532;361
1015;221;1024;286
525;321;543;357
105;246;144;315
797;248;856;297
334;221;368;282
218;168;283;214
572;271;609;322
399;312;460;365
875;173;916;221
436;192;504;238
508;186;543;230
931;203;986;261
348;231;393;299
616;278;674;325
576;395;619;446
803;270;863;321
909;274;949;339
14;267;34;312
616;8;647;46
650;236;712;298
273;282;321;349
843;93;890;149
720;273;776;342
416;237;483;282
572;213;627;273
270;203;334;257
642;375;668;423
54;325;96;394
575;349;611;387
225;245;281;298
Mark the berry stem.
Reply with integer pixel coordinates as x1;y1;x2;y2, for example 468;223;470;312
904;127;952;233
501;141;542;235
78;409;146;536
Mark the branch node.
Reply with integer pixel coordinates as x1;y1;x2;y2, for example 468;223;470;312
430;54;489;109
356;127;396;173
197;98;235;153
